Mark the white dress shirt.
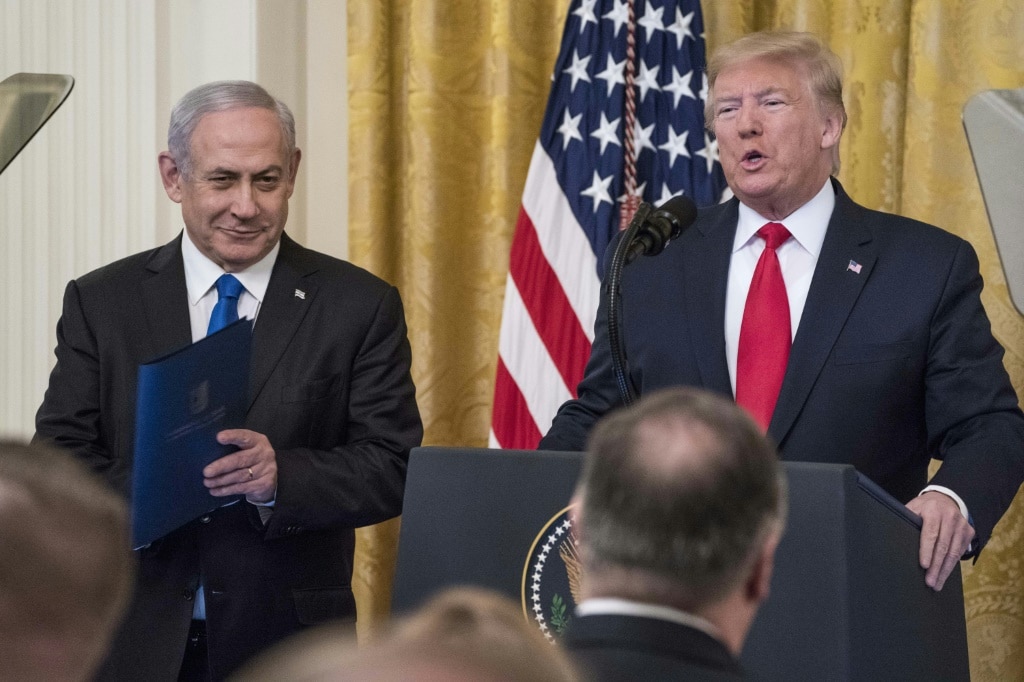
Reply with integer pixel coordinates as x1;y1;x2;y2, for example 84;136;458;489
575;597;723;642
181;234;278;342
724;178;834;396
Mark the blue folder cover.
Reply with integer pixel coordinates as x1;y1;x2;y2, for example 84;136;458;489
130;319;251;548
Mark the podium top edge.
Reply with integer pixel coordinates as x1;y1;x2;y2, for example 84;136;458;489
412;446;583;461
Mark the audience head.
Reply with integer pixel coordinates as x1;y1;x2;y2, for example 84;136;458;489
233;587;581;682
574;388;786;651
0;440;133;681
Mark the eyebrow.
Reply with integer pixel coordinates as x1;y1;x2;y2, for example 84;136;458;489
715;85;791;104
204;165;284;178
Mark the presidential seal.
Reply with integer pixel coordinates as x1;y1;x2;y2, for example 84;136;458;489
521;505;581;642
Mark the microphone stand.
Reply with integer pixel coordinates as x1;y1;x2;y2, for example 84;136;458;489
606;202;652;407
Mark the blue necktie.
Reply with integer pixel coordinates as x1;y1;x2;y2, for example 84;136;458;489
207;274;244;335
195;273;244;621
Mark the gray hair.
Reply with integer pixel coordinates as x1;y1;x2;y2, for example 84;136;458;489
705;31;847;174
578;388;786;610
167;80;296;179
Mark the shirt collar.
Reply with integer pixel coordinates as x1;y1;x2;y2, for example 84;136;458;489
733;178;835;257
181;232;280;305
575;597;722;641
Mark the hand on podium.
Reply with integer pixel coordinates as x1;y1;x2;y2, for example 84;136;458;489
906;491;975;591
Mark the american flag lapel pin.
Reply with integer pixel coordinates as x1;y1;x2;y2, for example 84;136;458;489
294;289;306;299
847;260;862;274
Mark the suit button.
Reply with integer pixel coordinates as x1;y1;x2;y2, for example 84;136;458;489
183;589;194;601
200;516;211;524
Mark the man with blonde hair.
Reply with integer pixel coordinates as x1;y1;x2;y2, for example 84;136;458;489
543;30;1024;594
235;587;582;682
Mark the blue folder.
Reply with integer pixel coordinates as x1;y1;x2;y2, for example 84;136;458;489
130;319;251;548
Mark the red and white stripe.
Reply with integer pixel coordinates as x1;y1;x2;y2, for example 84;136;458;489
490;142;601;449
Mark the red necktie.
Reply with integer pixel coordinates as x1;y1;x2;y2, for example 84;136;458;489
736;222;792;431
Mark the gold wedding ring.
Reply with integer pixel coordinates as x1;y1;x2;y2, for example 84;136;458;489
247;467;254;480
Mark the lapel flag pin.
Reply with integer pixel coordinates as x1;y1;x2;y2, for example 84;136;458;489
847;260;862;274
294;289;306;300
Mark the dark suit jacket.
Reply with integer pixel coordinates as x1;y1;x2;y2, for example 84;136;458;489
564;613;746;681
35;233;423;680
541;179;1024;553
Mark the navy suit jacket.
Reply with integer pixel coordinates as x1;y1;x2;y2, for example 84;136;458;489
35;233;422;680
564;613;746;681
541;180;1024;553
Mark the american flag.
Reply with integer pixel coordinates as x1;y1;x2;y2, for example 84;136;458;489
490;0;726;449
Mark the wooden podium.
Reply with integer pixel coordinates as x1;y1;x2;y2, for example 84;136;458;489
393;447;969;681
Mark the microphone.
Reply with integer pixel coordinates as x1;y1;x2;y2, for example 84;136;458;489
624;194;698;263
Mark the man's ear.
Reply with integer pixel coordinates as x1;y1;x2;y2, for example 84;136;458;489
820;110;843;151
158;152;184;204
746;526;781;604
284;148;302;199
568;491;584;542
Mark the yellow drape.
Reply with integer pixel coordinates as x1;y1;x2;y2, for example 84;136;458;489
348;1;1024;677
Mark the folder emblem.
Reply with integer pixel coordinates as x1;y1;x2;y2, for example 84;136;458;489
188;380;210;415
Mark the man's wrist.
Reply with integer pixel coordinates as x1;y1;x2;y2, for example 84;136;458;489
919;485;975;555
919;485;968;520
247;493;276;507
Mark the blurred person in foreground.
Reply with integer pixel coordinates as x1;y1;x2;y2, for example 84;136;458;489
34;80;422;680
541;30;1024;592
563;388;785;681
0;440;134;682
232;586;581;682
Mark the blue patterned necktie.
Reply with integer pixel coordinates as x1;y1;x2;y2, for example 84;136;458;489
207;274;244;335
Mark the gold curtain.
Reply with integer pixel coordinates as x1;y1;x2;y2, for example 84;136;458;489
346;0;570;638
348;0;1024;677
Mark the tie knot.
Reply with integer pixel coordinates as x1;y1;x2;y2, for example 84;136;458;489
758;222;791;250
215;274;243;301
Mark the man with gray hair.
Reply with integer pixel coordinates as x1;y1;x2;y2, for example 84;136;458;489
0;440;134;682
35;80;422;680
563;387;785;681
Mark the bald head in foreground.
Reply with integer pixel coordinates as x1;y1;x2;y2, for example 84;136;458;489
563;388;786;681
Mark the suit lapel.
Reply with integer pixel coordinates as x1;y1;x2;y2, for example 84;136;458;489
248;234;318;410
684;200;739;396
770;182;877;443
140;236;192;359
